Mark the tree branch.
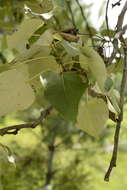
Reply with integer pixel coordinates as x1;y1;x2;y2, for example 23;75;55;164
116;1;127;31
0;106;53;136
104;1;127;181
105;0;110;38
44;136;56;186
104;43;127;181
107;0;127;66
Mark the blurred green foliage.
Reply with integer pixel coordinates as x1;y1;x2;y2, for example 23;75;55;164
0;105;126;190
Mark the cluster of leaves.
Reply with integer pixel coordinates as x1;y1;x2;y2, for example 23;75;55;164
0;0;122;139
0;0;127;189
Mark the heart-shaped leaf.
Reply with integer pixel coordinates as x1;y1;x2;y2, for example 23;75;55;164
41;71;87;122
77;98;109;137
0;69;35;116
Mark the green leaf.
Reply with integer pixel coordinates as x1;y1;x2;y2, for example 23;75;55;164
28;55;58;74
104;77;114;92
0;69;35;116
41;71;87;122
61;40;80;56
13;55;58;90
79;54;89;71
53;33;63;41
15;64;29;80
77;98;109;137
28;56;59;89
81;45;107;92
25;0;53;14
28;24;48;45
54;0;66;7
107;89;120;114
107;97;117;115
14;44;51;63
13;30;53;62
7;18;43;53
0;64;10;73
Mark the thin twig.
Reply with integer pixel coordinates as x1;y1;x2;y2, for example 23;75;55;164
104;1;127;181
75;0;94;46
116;0;127;31
66;1;76;28
0;106;53;136
104;43;127;181
105;0;110;38
112;0;123;8
105;0;113;63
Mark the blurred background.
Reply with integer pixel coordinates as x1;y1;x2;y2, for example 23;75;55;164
0;0;127;190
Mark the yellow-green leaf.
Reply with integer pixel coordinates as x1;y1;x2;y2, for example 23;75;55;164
26;0;53;14
28;56;59;89
7;18;43;52
107;89;120;114
79;54;89;71
104;77;114;92
61;40;80;56
13;30;53;62
0;69;35;116
77;98;109;137
81;45;107;92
